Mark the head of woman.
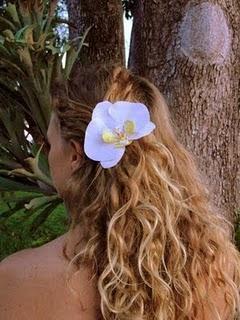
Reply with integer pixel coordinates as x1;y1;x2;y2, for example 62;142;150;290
47;64;240;320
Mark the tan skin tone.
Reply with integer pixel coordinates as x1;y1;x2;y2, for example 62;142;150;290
0;112;101;319
46;111;90;268
46;112;83;198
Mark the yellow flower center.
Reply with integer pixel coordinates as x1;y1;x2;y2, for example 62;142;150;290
102;120;135;148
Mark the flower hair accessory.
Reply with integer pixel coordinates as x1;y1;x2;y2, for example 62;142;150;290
84;101;156;168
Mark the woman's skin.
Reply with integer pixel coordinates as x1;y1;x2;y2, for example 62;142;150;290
47;111;89;270
47;112;82;198
0;112;101;319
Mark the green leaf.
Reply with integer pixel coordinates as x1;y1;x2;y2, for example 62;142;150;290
24;194;59;211
0;0;86;232
24;143;52;186
0;35;5;44
0;159;21;170
0;106;26;160
0;194;60;221
2;29;15;41
0;17;17;32
0;198;35;219
0;43;10;56
8;168;36;179
0;169;11;175
17;46;33;69
64;26;92;79
29;199;62;232
0;176;42;193
15;25;34;42
0;193;41;204
61;42;71;54
0;57;26;75
46;42;61;55
5;3;21;27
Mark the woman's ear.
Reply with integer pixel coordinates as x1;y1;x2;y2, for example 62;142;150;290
69;139;83;172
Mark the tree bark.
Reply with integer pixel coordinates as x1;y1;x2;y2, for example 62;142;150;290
129;0;240;222
66;0;125;66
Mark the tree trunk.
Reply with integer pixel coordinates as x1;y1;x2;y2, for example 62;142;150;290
129;0;240;222
66;0;125;66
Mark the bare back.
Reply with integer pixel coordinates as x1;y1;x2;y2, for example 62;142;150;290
1;234;101;320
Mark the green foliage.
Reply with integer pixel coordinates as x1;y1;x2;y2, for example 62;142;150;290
0;0;89;232
0;191;69;261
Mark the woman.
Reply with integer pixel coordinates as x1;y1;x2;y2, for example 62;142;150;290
46;63;240;319
1;64;240;319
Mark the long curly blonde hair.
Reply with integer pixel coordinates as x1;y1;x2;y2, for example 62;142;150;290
51;64;240;319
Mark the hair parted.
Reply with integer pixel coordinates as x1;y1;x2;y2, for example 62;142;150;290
50;63;240;320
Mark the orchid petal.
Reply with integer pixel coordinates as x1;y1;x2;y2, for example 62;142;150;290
92;101;118;130
84;118;125;162
130;121;156;140
100;148;125;168
109;101;151;132
84;100;156;169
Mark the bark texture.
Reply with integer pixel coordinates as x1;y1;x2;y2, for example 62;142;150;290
129;0;240;222
66;0;125;66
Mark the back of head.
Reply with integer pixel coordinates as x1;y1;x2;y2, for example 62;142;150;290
51;64;240;320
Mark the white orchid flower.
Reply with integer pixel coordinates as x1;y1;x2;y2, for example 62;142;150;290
84;101;156;168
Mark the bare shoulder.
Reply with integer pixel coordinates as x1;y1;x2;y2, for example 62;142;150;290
0;245;34;267
0;246;32;289
0;233;66;280
0;234;101;320
0;237;65;319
